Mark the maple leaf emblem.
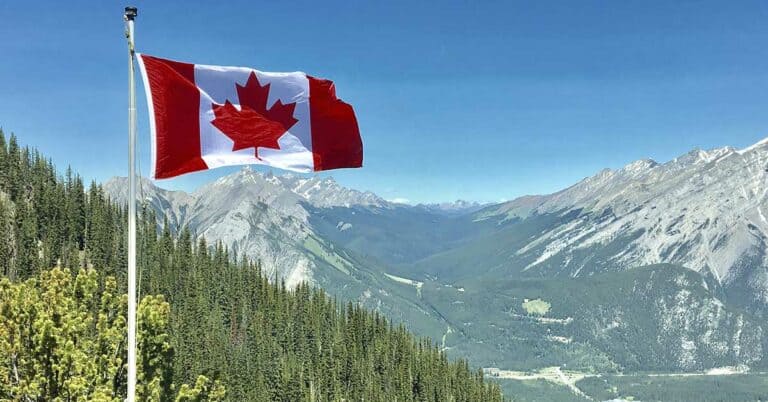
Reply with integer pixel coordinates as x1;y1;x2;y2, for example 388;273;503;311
211;72;299;159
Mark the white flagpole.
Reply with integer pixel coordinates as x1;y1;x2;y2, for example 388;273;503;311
124;6;138;402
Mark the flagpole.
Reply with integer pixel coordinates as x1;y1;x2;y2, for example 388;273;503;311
124;6;138;402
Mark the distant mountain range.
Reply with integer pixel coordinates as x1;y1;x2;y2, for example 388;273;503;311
105;137;768;374
415;200;490;215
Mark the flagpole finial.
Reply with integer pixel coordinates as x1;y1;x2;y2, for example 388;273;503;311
125;6;137;21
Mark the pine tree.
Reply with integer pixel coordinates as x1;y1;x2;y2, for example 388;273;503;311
0;267;225;401
0;198;14;279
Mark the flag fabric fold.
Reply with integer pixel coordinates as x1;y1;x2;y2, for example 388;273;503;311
136;54;363;179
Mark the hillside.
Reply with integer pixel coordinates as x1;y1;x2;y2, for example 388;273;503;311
104;172;459;353
421;264;766;372
0;130;504;401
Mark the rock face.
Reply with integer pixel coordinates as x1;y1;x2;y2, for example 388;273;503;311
104;168;389;288
472;138;768;314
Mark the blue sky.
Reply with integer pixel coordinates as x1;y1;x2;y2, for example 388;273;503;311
2;1;768;203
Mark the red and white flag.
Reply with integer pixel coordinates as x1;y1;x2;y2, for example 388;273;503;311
137;54;363;179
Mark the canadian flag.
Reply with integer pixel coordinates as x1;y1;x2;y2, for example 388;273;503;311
136;54;363;179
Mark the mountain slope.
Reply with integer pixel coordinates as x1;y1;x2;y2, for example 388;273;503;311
421;264;766;372
413;139;768;316
104;170;453;343
105;168;387;287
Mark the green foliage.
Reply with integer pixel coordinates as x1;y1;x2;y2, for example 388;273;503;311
176;376;226;402
0;131;97;280
0;267;124;400
0;267;217;401
0;131;503;401
141;231;502;401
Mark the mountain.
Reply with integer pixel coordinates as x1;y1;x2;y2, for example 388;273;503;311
423;139;768;316
104;137;768;375
104;169;454;344
416;200;490;216
105;168;387;286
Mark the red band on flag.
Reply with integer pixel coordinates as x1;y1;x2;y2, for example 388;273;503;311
308;76;363;171
140;55;207;179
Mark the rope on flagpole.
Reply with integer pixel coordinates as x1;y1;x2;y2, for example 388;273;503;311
124;6;138;402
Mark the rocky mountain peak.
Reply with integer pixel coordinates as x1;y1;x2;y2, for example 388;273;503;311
479;137;768;294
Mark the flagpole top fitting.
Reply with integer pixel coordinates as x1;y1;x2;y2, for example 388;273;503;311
125;6;138;21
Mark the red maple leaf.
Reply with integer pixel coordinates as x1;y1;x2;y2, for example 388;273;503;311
211;72;299;158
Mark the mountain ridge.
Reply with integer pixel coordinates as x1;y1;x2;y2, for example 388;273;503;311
104;136;768;373
468;138;768;309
